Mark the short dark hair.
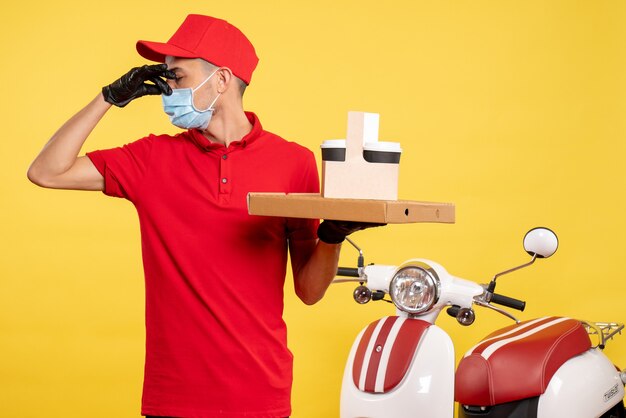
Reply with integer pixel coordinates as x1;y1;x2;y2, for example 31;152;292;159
202;60;247;97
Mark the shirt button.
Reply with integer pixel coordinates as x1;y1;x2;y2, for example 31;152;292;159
222;154;228;160
221;178;228;184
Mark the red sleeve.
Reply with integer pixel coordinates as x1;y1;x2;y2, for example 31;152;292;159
286;148;320;241
85;135;154;202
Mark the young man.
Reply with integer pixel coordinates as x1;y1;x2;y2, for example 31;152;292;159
28;14;376;418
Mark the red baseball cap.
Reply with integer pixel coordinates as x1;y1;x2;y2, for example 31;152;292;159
136;14;259;85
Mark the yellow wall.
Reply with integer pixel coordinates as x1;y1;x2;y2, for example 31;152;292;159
2;1;625;417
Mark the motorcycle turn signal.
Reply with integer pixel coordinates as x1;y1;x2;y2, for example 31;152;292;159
353;286;372;304
353;286;387;304
446;305;476;326
456;308;476;326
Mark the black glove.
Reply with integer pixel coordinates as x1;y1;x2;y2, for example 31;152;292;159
102;64;176;107
317;220;386;244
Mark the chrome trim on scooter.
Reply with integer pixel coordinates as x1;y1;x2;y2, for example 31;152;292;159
345;237;365;277
582;322;624;350
389;261;441;314
491;253;538;283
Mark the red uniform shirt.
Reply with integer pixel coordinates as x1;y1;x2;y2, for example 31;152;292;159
86;112;319;418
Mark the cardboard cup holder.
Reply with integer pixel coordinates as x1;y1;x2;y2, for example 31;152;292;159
321;112;400;200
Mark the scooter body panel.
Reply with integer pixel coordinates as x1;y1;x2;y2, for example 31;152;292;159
340;322;455;418
537;349;625;418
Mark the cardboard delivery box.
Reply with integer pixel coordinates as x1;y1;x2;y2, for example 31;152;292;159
247;193;455;224
247;110;455;224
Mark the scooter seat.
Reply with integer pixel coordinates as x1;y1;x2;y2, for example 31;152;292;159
455;316;591;406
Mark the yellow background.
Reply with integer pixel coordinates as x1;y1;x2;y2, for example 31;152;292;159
2;1;625;417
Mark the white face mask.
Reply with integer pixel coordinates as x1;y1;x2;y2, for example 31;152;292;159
161;69;221;130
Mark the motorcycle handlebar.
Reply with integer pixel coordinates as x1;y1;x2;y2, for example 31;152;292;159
490;293;526;311
337;267;360;277
336;266;527;312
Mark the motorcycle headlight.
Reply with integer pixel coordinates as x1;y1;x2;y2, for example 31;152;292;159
389;262;440;314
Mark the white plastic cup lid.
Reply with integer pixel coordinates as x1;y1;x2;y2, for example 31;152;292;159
363;141;402;153
320;139;346;149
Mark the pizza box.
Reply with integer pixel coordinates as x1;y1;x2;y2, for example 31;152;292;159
247;193;455;224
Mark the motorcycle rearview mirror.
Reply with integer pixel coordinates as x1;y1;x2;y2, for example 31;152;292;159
487;227;558;293
345;237;365;270
523;227;559;259
332;237;366;284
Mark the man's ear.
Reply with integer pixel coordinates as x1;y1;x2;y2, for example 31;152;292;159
216;67;234;94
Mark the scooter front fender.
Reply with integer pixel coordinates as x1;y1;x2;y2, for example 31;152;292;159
340;318;455;418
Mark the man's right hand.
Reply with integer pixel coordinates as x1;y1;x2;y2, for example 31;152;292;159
102;64;176;108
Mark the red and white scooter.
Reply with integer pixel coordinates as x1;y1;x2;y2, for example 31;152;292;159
334;228;625;418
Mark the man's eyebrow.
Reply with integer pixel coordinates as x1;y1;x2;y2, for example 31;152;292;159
168;66;183;73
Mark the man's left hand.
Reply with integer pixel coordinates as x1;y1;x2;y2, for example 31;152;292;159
317;220;386;245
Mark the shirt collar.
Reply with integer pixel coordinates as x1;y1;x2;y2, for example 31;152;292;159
188;111;262;152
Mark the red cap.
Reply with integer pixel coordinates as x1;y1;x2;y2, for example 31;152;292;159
136;15;259;85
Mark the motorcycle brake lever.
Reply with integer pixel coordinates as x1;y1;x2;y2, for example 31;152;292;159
474;299;520;323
